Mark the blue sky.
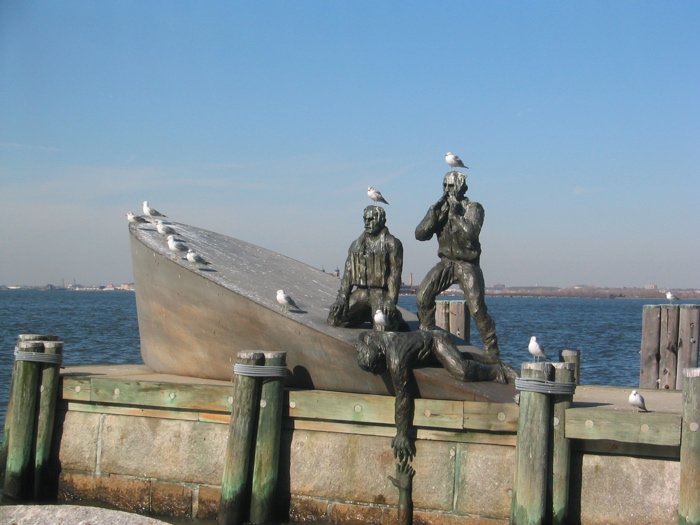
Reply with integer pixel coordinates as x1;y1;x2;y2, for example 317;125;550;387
1;2;698;289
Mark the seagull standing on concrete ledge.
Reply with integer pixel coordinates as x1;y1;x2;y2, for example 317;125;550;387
445;152;468;170
628;390;647;412
126;212;149;224
528;336;548;362
166;235;188;257
276;289;300;312
367;186;389;205
142;201;167;218
186;249;211;266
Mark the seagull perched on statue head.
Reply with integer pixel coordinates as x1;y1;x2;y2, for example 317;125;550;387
276;289;299;312
367;186;389;205
445;152;468;170
142;201;166;218
628;390;647;412
528;336;548;362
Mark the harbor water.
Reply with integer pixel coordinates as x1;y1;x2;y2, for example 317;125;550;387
1;289;697;442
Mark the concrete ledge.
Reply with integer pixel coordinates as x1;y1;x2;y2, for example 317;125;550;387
0;505;169;525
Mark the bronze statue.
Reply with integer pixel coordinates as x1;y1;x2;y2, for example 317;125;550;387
389;458;415;525
328;205;409;331
356;330;516;461
415;171;500;359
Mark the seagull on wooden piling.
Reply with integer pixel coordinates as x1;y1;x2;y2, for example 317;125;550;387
628;390;647;412
528;336;548;362
166;235;188;257
374;309;390;330
367;186;389;205
126;212;149;224
276;290;299;312
155;220;176;236
186;249;211;266
142;201;167;218
445;152;468;170
666;291;679;304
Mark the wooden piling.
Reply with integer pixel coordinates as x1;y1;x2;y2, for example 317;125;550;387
551;362;575;525
679;367;700;525
640;305;661;389
435;300;470;342
659;306;680;390
0;334;58;485
677;306;700;390
218;351;264;525
511;362;553;525
33;340;63;500
249;351;287;525
4;341;45;499
559;349;580;385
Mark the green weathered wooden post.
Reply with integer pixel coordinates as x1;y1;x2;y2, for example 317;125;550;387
551;362;575;525
249;351;287;524
218;351;264;525
676;306;700;390
640;305;661;389
659;305;680;390
558;349;580;385
0;334;58;486
679;367;700;525
511;362;553;525
4;340;45;499
33;340;64;500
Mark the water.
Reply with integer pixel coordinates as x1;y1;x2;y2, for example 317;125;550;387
0;290;696;523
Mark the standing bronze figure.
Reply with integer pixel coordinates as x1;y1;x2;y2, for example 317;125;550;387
328;205;409;331
415;171;500;359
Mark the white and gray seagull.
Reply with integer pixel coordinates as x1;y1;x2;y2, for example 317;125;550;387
628;390;647;412
166;235;188;257
528;336;548;362
186;249;211;266
142;201;167;218
666;291;679;304
155;220;176;236
445;152;469;170
367;186;389;205
126;212;149;224
374;309;390;330
276;289;300;313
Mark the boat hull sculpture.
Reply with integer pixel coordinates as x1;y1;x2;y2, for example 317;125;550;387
129;221;515;402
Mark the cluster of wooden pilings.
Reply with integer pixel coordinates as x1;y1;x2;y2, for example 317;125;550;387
218;351;287;525
641;304;700;389
511;357;700;525
435;300;470;342
0;334;63;501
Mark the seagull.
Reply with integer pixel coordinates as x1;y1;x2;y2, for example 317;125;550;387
628;390;647;412
276;289;299;312
142;201;167;218
126;212;149;224
155;220;176;235
374;309;390;330
166;235;188;257
186;249;211;266
445;152;468;170
367;186;389;205
666;291;679;304
528;336;548;362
